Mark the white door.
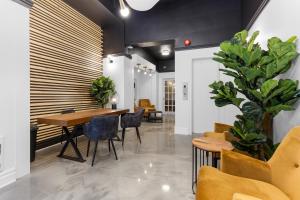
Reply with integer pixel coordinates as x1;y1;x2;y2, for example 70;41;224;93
192;58;220;133
163;79;175;113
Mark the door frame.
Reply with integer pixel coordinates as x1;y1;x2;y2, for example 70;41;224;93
162;78;175;114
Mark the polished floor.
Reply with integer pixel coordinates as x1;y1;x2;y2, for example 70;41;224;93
0;116;194;200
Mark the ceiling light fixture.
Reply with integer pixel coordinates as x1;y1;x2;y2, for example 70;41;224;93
161;49;170;56
125;0;159;11
127;45;134;49
119;0;130;18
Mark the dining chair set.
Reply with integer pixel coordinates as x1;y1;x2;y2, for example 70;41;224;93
60;108;145;166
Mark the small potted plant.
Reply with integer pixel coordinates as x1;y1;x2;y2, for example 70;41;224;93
91;76;116;108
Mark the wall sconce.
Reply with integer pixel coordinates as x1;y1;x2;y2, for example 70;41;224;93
107;55;113;63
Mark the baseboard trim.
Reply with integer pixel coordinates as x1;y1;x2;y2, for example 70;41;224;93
175;126;191;135
0;168;16;189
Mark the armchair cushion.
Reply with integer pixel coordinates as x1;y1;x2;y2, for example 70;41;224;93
196;166;290;200
221;150;272;183
232;193;262;200
139;99;154;107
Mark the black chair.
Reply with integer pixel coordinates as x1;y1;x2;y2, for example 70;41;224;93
60;108;83;145
121;109;145;146
84;115;119;166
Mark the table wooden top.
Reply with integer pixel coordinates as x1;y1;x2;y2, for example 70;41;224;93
37;108;129;127
192;136;234;152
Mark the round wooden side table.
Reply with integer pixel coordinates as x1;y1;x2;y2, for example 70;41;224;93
192;136;234;193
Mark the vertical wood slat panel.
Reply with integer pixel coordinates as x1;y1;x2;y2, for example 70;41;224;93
30;0;103;146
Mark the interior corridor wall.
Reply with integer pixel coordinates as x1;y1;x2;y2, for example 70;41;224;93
175;47;239;135
249;0;300;143
0;0;30;187
103;56;134;112
134;69;158;108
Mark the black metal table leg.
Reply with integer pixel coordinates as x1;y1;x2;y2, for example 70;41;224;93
192;145;195;193
58;126;86;162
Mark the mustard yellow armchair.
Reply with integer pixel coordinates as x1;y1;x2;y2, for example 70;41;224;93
203;122;233;141
196;126;300;200
138;99;156;117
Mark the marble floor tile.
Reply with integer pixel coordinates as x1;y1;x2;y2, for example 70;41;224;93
0;115;194;200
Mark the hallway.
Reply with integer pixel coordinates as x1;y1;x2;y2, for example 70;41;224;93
0;116;194;200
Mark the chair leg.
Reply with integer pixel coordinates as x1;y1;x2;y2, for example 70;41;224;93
91;140;98;167
122;128;126;147
110;139;118;160
136;127;142;144
108;140;111;152
61;130;64;144
86;139;91;157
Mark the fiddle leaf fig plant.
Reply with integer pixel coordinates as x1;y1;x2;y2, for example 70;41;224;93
91;76;116;108
210;30;300;159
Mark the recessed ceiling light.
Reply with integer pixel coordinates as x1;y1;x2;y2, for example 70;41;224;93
161;49;170;56
161;184;170;192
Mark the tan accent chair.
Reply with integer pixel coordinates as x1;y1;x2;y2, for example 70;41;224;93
196;126;300;200
138;99;156;117
203;122;233;141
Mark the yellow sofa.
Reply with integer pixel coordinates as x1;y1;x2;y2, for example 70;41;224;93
196;126;300;200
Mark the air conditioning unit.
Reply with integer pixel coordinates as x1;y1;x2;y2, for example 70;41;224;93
0;136;3;172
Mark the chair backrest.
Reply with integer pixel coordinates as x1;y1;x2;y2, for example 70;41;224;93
268;126;300;199
61;108;75;114
84;115;119;140
139;99;151;107
135;108;145;123
214;122;232;133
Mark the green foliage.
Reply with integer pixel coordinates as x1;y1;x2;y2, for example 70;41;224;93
91;76;116;108
210;30;299;159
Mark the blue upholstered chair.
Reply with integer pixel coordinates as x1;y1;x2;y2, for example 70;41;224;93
84;115;119;166
121;109;145;146
61;108;83;145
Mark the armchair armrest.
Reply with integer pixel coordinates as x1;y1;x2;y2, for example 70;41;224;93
232;193;262;200
149;105;155;109
221;150;272;183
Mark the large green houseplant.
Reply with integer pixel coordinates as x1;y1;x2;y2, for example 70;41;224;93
91;76;116;108
210;30;300;159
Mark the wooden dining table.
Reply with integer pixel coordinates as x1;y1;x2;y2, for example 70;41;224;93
37;108;129;162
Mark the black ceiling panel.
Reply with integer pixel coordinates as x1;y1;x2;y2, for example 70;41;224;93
124;0;242;49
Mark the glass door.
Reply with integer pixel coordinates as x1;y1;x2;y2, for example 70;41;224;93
164;79;175;113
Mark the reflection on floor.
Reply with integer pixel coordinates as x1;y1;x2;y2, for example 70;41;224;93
0;115;194;200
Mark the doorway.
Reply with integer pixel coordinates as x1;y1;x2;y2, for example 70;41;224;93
192;58;219;133
164;79;175;114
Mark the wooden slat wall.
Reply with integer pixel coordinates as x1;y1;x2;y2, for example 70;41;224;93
30;0;103;147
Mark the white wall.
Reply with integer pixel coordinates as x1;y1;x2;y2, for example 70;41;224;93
249;0;300;143
134;69;158;107
0;0;30;187
157;72;175;112
175;47;239;135
103;56;134;112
